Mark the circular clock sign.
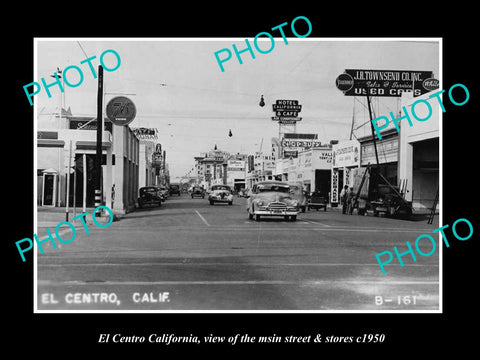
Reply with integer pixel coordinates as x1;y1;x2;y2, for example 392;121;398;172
106;96;136;126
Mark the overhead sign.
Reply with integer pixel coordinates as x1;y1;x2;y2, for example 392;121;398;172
283;150;298;158
132;127;158;139
69;119;112;132
272;99;302;124
282;139;321;148
271;116;303;121
106;96;137;126
227;160;245;172
332;139;360;168
273;100;302;111
284;133;317;139
336;69;438;97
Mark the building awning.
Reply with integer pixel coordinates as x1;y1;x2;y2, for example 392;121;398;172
75;141;111;150
38;139;65;148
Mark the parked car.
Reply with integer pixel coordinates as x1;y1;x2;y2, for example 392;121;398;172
307;191;327;211
169;183;181;196
370;184;412;218
208;184;234;205
191;186;205;198
237;188;248;197
137;186;162;208
288;183;308;212
246;181;299;221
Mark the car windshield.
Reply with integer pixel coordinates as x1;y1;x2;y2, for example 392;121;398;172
141;188;156;193
257;184;289;193
170;185;179;189
212;186;230;191
193;187;202;191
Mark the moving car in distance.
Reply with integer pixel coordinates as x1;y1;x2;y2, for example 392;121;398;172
208;184;233;205
246;181;299;221
307;190;327;211
169;183;181;196
157;185;169;201
288;182;308;213
137;186;162;208
191;186;206;199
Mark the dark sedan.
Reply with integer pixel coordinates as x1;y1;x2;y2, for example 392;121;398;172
191;186;205;198
138;186;162;208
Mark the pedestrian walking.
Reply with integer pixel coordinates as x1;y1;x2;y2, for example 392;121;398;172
340;185;349;214
346;187;355;215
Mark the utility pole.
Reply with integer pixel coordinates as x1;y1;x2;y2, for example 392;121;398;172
94;65;104;209
366;92;380;168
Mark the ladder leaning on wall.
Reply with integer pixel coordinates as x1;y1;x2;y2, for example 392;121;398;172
428;188;439;224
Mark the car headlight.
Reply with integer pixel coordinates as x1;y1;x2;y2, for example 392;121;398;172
257;201;264;206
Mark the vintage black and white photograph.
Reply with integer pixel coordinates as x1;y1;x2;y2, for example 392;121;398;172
33;38;441;312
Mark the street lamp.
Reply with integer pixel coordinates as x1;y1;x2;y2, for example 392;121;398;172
51;67;64;129
259;94;265;107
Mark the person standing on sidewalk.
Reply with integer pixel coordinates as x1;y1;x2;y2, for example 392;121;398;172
346;187;355;215
340;185;349;214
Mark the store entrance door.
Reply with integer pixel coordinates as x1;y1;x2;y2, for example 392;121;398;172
42;169;57;206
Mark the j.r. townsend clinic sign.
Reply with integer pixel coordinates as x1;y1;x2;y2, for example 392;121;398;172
336;69;438;97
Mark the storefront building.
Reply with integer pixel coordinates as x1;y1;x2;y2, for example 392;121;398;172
37;113;140;214
245;152;275;188
331;139;361;206
138;141;156;188
195;149;230;189
398;91;440;212
358;128;399;186
294;147;332;194
226;158;246;192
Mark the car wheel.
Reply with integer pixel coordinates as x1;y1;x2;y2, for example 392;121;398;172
228;201;233;205
284;215;289;220
209;200;214;205
301;206;306;213
255;214;261;222
291;215;297;221
248;211;253;220
324;206;327;212
191;195;193;198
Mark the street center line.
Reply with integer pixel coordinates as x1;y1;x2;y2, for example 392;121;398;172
195;210;210;226
303;220;331;227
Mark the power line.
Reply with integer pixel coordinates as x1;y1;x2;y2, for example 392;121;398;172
77;41;90;59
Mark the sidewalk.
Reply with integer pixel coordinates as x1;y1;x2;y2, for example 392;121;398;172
37;206;114;228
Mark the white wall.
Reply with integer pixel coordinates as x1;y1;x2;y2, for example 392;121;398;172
398;90;440;204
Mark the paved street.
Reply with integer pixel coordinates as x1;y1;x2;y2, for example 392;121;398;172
37;194;440;311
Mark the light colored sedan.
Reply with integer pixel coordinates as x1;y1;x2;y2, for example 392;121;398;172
246;181;299;221
208;185;234;205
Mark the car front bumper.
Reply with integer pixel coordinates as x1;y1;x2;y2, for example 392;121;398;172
254;209;299;216
209;197;233;202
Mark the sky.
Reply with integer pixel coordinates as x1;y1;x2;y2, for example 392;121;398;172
35;38;440;180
